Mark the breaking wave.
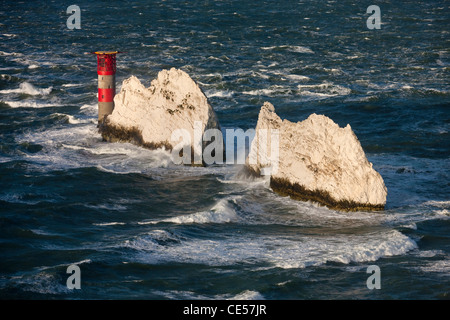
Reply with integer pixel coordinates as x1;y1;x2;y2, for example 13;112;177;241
122;229;417;269
0;82;52;96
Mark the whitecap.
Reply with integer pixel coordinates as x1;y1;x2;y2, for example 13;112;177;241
422;200;450;208
93;222;126;226
243;86;291;96
66;115;95;124
297;82;351;99
85;203;128;211
2;100;62;108
51;113;95;124
205;89;234;98
0;50;22;56
285;74;310;81
261;45;314;54
6;271;70;295
140;197;240;225
418;258;450;275
0;82;53;96
228;290;265;300
62;83;83;88
287;45;315;54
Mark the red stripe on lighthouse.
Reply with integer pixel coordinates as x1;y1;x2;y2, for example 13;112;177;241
98;88;115;102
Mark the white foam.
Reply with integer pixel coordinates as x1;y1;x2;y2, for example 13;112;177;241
419;258;450;275
2;100;62;108
285;74;310;81
85;203;128;211
52;113;95;124
7;271;70;295
243;89;276;96
80;103;97;115
415;250;445;258
287;45;315;54
124;229;417;269
151;290;211;300
93;222;126;226
423;200;450;208
243;85;291;96
140;197;240;225
297;82;351;99
0;50;22;56
16;120;179;173
205;89;233;98
261;46;277;50
62;83;83;88
66;115;95;124
0;82;52;96
229;290;265;300
261;45;314;54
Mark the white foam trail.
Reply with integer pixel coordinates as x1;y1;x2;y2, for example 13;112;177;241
205;90;233;98
16;119;178;173
261;46;277;50
228;290;265;300
243;88;278;96
51;113;95;124
285;74;310;81
243;86;291;96
93;222;126;226
125;229;417;269
62;83;83;88
287;45;315;54
418;258;450;275
297;82;351;99
140;197;240;225
261;45;314;54
0;50;22;56
66;115;95;124
80;103;97;115
0;82;52;95
3;100;62;108
423;200;450;208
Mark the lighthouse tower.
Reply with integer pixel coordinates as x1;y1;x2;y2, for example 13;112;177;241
92;51;120;122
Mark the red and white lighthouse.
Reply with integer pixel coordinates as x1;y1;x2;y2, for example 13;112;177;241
91;51;120;122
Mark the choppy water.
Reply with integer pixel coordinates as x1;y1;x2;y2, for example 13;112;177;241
0;0;449;299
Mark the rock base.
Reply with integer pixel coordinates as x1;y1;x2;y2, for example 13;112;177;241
270;177;385;212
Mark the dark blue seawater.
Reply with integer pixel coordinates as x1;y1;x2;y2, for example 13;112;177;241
0;0;449;299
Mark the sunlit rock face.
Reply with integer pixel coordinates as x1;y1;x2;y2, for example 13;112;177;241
246;102;387;211
99;68;221;164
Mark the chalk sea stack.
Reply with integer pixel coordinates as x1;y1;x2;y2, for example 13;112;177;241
99;68;221;164
246;102;387;211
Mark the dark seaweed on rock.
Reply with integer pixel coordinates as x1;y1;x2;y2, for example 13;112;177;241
270;176;385;212
98;118;173;151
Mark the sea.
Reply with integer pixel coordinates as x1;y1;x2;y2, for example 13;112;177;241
0;0;449;300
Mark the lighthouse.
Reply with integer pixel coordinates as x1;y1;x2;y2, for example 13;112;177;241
91;51;120;123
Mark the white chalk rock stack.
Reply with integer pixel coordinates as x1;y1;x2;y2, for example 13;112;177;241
246;102;387;211
99;68;221;164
